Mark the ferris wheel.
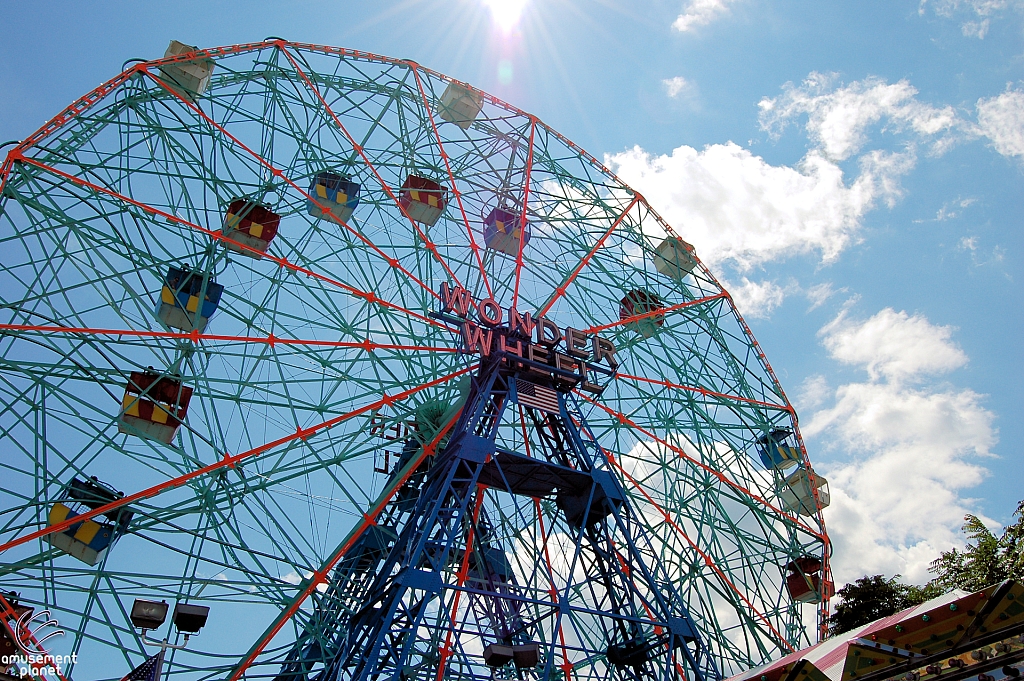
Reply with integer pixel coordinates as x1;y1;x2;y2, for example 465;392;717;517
0;40;831;681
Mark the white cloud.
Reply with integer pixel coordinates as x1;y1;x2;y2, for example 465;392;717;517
759;72;961;161
611;74;1016;279
962;19;992;37
857;147;918;207
920;0;1024;39
820;308;968;382
673;0;741;31
977;87;1024;157
607;142;910;269
804;282;839;311
957;234;1007;267
797;374;831;410
803;309;996;584
725;277;786;318
933;196;977;221
663;76;690;98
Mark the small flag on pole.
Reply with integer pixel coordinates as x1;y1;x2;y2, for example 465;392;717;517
515;379;560;413
121;651;164;681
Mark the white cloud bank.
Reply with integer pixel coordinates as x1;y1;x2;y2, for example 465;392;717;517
977;87;1024;156
759;72;961;161
760;72;1024;164
821;308;968;381
607;142;908;270
610;73;1019;319
803;309;996;584
673;0;742;31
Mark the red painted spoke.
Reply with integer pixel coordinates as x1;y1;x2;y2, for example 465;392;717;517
576;392;825;541
582;292;728;335
17;156;445;331
0;364;475;557
274;48;464;293
537;196;641;319
0;323;458;354
139;64;445;302
511;118;537;311
616;372;790;411
410;68;493;300
0;158;14;197
227;394;471;680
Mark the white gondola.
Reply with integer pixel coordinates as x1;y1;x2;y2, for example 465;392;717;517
439;82;483;130
777;468;830;516
158;40;215;99
653;237;697;281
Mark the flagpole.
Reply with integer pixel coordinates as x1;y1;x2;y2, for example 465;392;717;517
152;648;166;681
141;632;189;680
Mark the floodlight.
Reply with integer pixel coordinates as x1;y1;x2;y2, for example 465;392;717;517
130;599;168;630
172;603;209;634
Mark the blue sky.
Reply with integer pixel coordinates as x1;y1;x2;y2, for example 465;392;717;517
1;0;1020;589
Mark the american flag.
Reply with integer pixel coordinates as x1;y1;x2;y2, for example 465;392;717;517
516;379;560;413
121;651;164;681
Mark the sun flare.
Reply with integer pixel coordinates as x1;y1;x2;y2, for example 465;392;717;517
482;0;528;33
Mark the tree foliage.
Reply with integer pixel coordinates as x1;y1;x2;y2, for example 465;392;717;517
928;500;1024;592
827;575;942;635
828;499;1023;637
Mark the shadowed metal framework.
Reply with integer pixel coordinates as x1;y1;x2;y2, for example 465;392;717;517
0;41;829;681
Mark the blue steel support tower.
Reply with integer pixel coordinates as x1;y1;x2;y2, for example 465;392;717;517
276;339;722;681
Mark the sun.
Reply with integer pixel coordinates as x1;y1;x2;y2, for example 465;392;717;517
482;0;528;33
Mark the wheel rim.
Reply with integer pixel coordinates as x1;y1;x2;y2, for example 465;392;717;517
0;41;828;680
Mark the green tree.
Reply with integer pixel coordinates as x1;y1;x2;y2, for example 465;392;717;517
928;500;1024;592
827;575;942;635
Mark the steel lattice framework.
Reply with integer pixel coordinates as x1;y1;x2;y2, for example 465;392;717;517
0;41;830;681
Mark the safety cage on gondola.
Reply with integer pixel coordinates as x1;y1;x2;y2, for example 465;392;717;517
755;428;802;471
482;642;541;669
653;236;698;281
157;40;215;100
399;175;448;226
222;199;281;258
307;171;361;225
46;477;132;566
784;556;834;603
155;265;224;333
483;206;531;257
777;467;830;516
619;288;666;339
438;82;484;130
118;369;193;444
